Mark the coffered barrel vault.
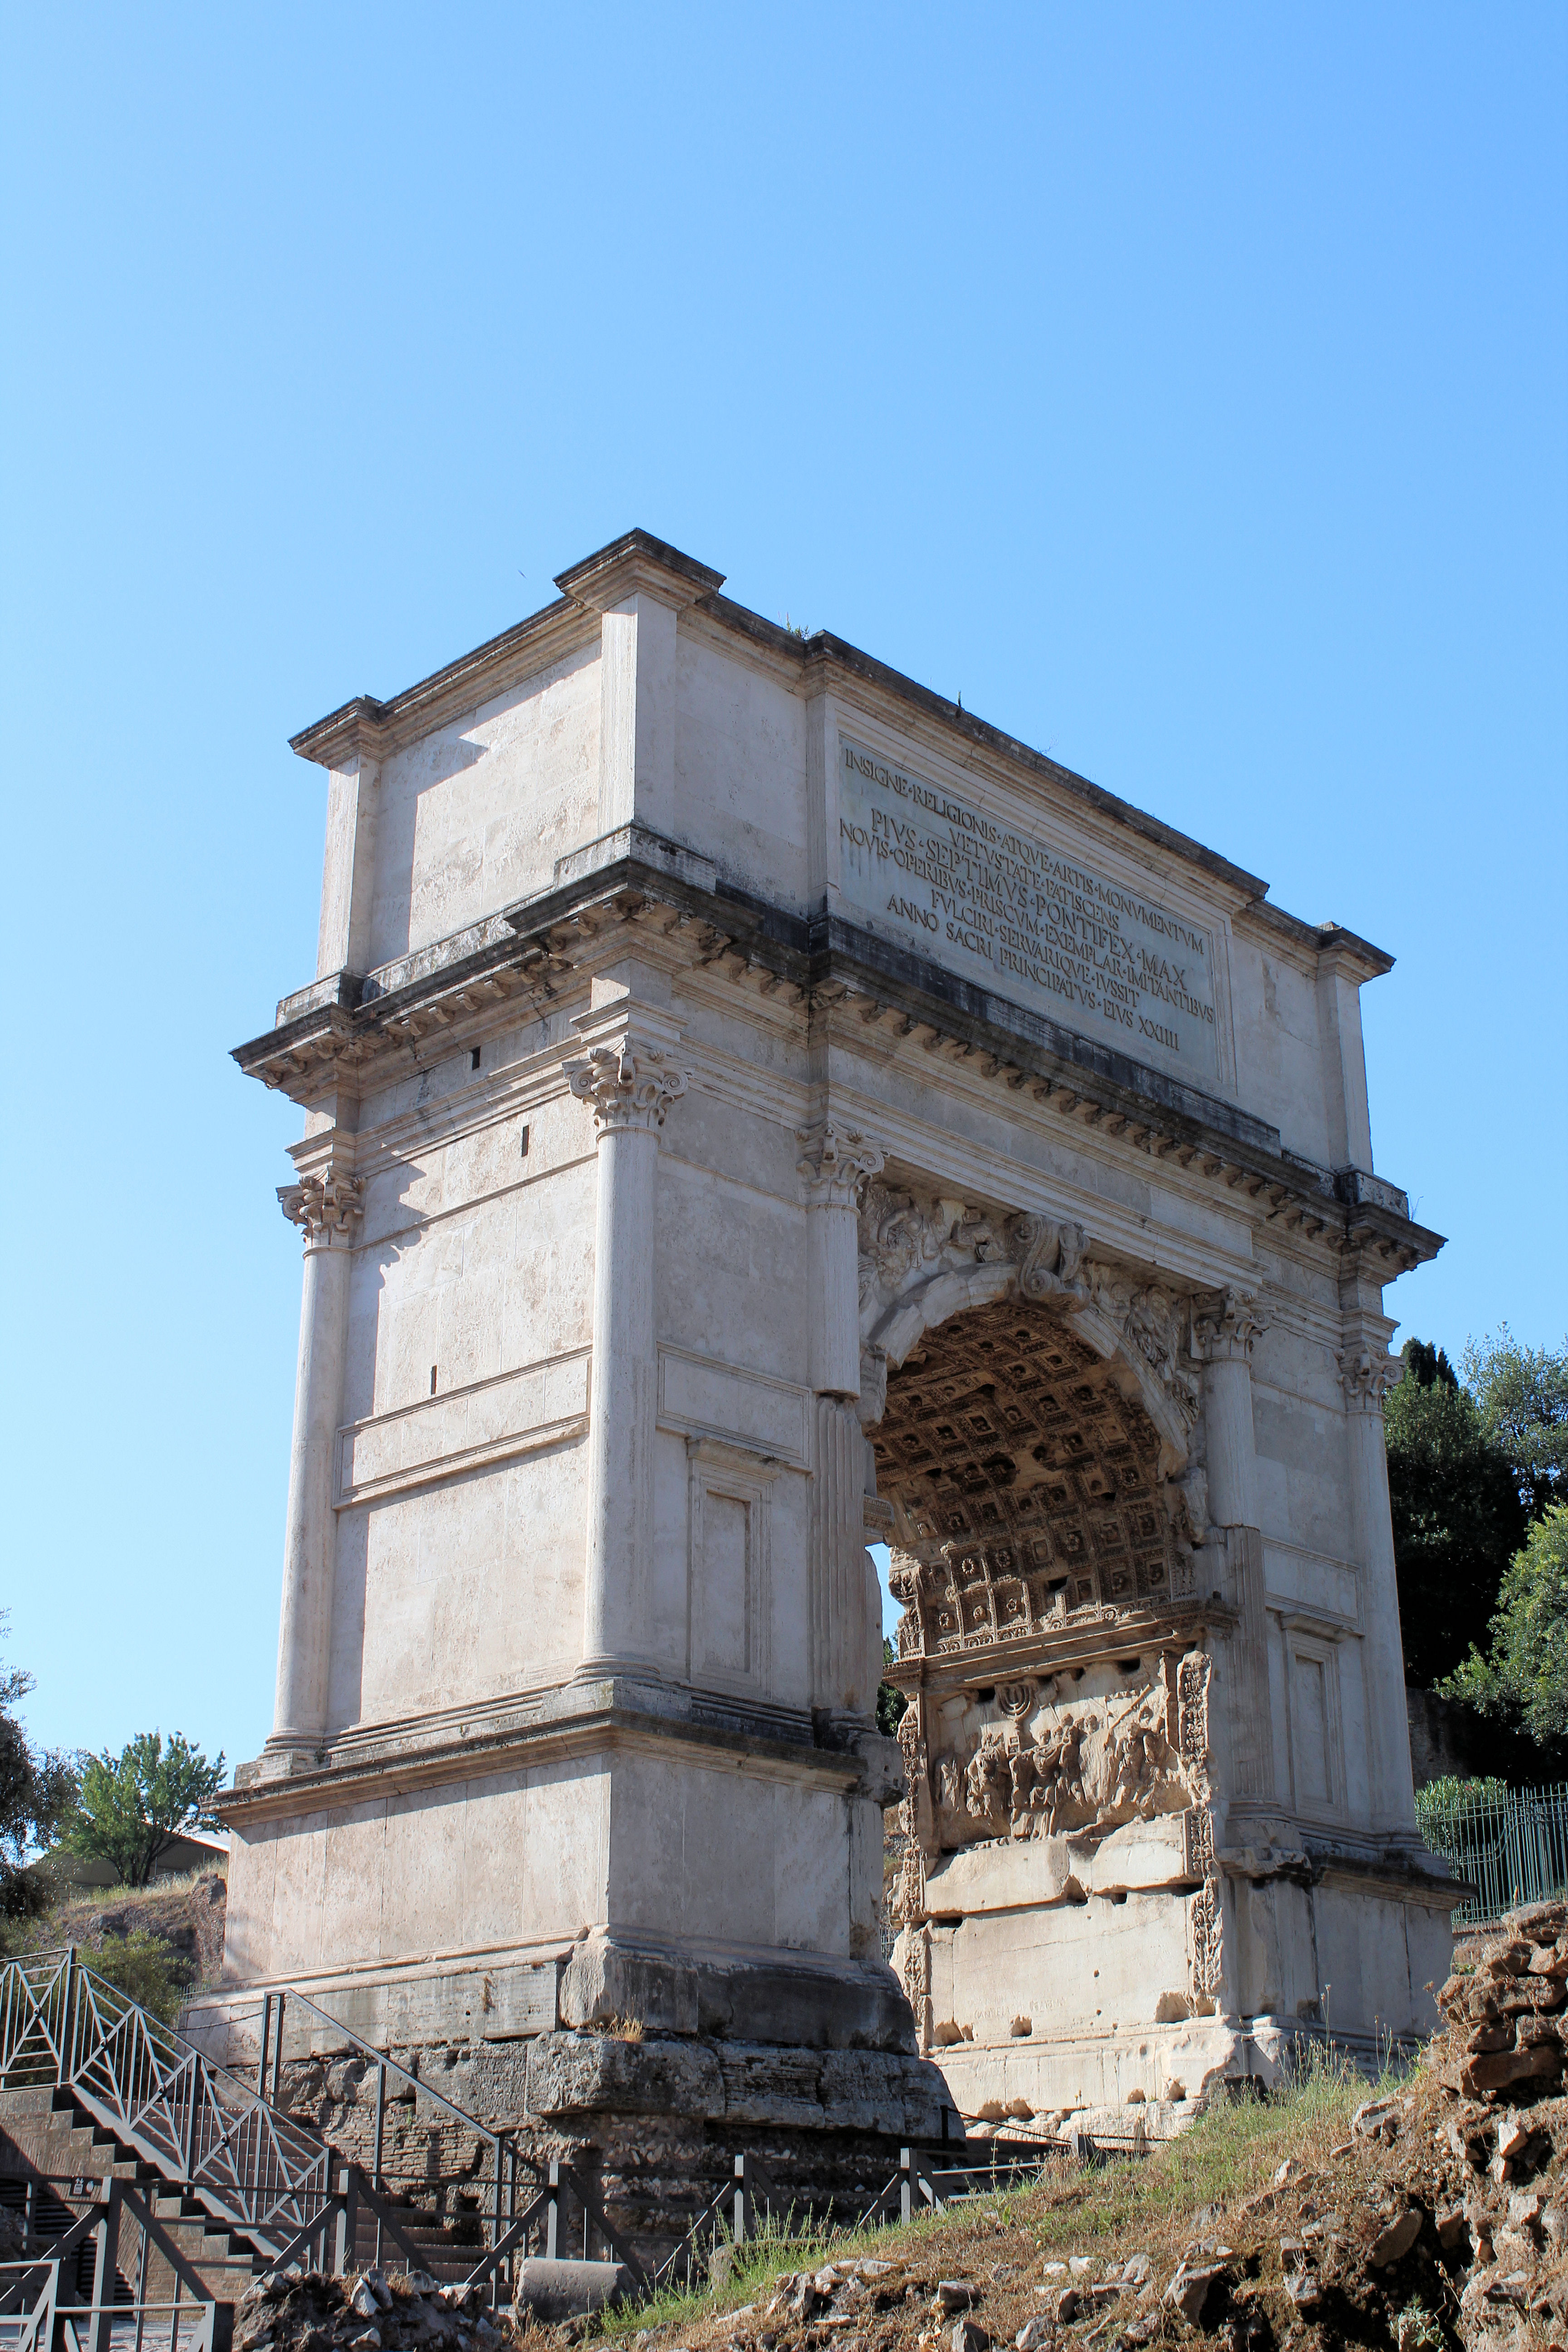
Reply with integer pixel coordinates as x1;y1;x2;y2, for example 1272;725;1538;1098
192;531;1456;2183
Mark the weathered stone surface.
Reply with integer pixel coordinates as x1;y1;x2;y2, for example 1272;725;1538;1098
513;2260;632;2321
1369;2210;1422;2267
524;2031;723;2118
210;527;1452;2160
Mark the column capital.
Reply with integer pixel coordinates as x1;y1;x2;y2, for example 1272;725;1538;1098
1194;1286;1269;1364
796;1120;885;1210
1339;1347;1401;1415
278;1173;365;1246
565;1038;690;1134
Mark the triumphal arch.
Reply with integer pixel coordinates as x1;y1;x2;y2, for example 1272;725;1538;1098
201;530;1456;2153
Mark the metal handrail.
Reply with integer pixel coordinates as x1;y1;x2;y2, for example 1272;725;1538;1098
249;1984;533;2271
0;1949;331;2262
0;2178;235;2352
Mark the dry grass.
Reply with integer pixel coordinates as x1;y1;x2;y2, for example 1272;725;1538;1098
577;2044;1401;2351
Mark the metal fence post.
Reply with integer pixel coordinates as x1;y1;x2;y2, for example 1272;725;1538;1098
84;2182;120;2352
546;2163;561;2262
257;1994;272;2103
270;1994;285;2108
899;2147;913;2225
63;1947;78;2088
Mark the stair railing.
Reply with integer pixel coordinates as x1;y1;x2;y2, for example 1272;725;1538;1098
0;2179;234;2352
253;1985;532;2278
0;1948;331;2260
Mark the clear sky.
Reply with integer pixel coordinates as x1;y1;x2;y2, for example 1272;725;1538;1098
3;5;1563;1770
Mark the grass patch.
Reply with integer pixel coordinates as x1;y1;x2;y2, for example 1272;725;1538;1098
585;2043;1412;2348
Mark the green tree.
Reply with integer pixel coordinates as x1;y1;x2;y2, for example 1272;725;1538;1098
1443;1505;1568;1744
0;1618;76;1917
877;1638;908;1738
1384;1338;1528;1686
62;1733;226;1889
1464;1326;1568;1519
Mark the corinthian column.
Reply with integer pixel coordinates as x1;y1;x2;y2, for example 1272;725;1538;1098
798;1122;885;1723
1194;1287;1267;1530
265;1169;364;1775
1340;1346;1419;1837
566;1028;689;1681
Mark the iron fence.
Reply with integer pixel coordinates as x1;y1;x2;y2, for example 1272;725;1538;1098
0;2178;233;2352
0;1950;330;2261
1414;1779;1568;1928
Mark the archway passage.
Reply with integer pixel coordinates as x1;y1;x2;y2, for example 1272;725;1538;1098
872;1296;1182;1655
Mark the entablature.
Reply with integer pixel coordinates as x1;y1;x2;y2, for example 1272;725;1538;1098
231;847;1442;1281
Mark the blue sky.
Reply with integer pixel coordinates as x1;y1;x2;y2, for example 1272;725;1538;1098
3;5;1563;1769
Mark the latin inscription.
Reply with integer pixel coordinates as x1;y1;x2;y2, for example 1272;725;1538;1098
837;738;1220;1082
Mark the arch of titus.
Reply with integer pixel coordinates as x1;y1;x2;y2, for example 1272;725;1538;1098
208;530;1456;2148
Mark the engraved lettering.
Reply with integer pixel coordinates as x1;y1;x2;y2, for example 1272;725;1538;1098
838;739;1220;1078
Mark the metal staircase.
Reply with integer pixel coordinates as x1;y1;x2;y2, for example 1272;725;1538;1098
0;1950;331;2273
0;1949;646;2327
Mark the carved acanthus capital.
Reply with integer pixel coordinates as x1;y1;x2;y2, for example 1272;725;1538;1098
565;1040;690;1134
278;1173;365;1246
1012;1214;1088;1302
797;1121;885;1210
1339;1347;1401;1415
1194;1286;1269;1365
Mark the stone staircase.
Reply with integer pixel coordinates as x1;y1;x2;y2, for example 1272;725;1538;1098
0;2083;266;2302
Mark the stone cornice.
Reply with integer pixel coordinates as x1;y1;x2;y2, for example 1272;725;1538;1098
553;528;725;614
231;854;1442;1279
289;600;599;770
884;1597;1232;1698
220;1676;873;1824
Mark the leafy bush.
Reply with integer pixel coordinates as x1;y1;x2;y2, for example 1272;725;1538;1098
90;1931;183;2026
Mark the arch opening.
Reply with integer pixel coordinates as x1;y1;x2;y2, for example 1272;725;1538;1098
873;1294;1192;1663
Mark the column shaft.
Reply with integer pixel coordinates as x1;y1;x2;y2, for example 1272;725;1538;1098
1203;1355;1260;1529
270;1173;363;1764
566;1030;688;1681
581;1122;661;1675
798;1123;885;1725
1343;1357;1419;1834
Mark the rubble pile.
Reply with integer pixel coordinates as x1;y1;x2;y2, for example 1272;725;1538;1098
234;2267;507;2352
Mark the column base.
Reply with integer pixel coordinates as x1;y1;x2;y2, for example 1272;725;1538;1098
255;1733;325;1782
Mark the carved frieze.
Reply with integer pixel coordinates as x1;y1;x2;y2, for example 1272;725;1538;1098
920;1663;1196;1853
1176;1651;1225;2000
858;1181;1000;1317
1078;1267;1201;1431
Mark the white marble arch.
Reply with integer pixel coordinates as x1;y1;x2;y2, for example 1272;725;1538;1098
859;1247;1195;1473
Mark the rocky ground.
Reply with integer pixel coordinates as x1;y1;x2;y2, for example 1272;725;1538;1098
225;1897;1568;2352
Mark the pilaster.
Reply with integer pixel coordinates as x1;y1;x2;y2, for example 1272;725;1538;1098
554;535;723;846
314;715;385;983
